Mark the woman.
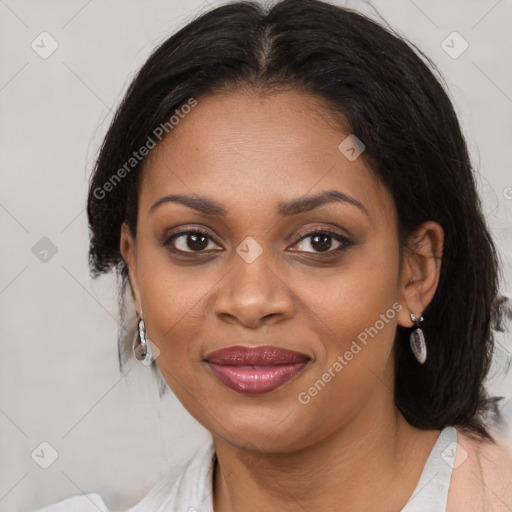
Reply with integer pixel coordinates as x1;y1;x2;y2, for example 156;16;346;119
34;0;512;510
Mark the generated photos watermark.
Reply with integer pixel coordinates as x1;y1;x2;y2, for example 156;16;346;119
93;97;198;200
298;302;403;404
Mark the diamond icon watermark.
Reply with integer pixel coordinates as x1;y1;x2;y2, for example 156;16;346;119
237;442;262;468
236;236;263;263
338;134;365;161
441;32;468;59
31;31;59;59
31;441;59;469
441;441;468;469
32;237;58;263
134;337;161;366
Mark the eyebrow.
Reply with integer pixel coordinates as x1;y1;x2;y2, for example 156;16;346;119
149;189;369;217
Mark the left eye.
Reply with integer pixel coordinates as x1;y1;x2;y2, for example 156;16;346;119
290;229;350;253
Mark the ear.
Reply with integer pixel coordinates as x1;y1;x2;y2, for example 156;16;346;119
397;221;444;328
120;222;143;315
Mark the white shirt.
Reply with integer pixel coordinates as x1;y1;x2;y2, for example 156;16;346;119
32;426;457;512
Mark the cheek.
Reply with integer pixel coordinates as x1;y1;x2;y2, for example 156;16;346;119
297;234;400;341
135;244;212;365
289;273;401;443
293;235;401;402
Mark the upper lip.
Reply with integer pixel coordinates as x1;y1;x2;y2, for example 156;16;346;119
205;345;310;365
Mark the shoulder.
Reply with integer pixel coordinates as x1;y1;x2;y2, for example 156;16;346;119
446;427;512;512
30;440;216;512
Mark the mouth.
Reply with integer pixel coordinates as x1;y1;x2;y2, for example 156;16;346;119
204;345;311;395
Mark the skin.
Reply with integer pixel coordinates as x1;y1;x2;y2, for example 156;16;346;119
120;89;445;512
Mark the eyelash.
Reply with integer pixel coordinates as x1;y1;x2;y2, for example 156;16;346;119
164;227;353;256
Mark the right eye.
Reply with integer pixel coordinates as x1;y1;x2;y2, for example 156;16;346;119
164;228;223;253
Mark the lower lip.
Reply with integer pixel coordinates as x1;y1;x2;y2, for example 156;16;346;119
207;361;309;395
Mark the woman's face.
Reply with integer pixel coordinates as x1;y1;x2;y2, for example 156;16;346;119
121;90;420;452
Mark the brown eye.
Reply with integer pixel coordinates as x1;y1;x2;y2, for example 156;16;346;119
165;229;222;253
307;233;335;252
290;229;352;254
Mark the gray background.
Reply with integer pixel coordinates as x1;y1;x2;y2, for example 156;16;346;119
1;0;511;511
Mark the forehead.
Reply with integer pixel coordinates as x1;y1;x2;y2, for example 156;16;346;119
139;90;393;220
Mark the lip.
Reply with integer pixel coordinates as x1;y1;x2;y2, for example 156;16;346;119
205;345;310;395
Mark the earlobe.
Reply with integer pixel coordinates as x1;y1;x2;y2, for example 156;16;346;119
397;221;444;328
120;222;142;313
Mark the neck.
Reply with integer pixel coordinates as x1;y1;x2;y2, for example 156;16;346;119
212;396;440;512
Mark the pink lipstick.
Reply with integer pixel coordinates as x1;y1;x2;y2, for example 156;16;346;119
205;345;310;395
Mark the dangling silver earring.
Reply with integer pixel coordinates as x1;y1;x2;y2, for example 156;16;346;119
133;317;154;366
410;312;427;364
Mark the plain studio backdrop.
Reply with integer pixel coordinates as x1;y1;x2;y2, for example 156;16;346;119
1;0;511;510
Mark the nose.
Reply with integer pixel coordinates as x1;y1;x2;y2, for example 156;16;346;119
212;249;295;329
